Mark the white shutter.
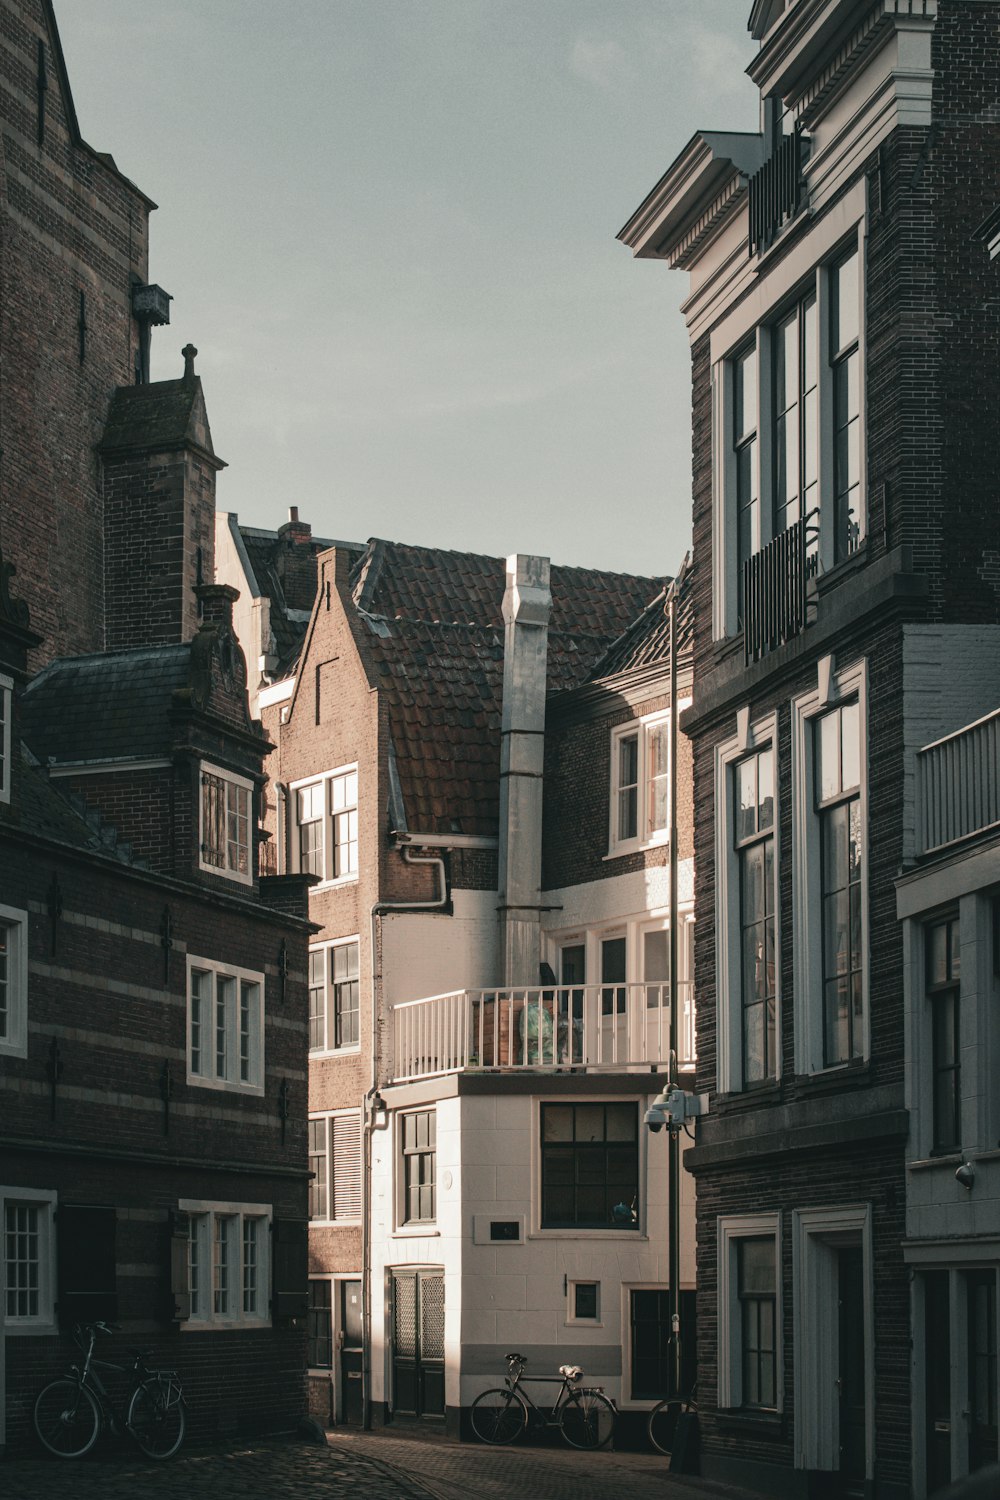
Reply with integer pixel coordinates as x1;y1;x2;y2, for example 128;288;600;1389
331;1112;362;1222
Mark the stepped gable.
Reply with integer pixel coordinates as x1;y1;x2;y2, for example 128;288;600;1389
348;538;661;837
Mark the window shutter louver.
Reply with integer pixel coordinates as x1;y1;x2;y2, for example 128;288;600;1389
56;1204;118;1326
332;1112;362;1221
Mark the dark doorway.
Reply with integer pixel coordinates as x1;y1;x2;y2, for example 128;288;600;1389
837;1246;866;1493
392;1268;445;1419
629;1287;697;1400
340;1279;364;1425
968;1271;998;1474
925;1270;952;1494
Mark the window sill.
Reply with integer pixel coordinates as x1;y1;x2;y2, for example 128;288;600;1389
307;875;360;892
795;1059;869;1096
714;1082;782;1112
393;1224;439;1238
187;1074;265;1099
309;1218;362;1228
716;1408;783;1434
181;1317;271;1333
603;839;669;863
908;1152;962;1172
198;861;253;888
309;1046;362;1061
531;1230;646;1241
3;1319;57;1337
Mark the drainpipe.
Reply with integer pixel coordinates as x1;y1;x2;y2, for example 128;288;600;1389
361;846;450;1429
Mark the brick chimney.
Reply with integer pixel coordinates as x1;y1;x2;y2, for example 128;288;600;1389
497;553;551;986
275;507;318;612
195;582;238;633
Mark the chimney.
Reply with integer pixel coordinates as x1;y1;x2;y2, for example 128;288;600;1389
276;508;318;611
497;553;551;986
195;582;239;634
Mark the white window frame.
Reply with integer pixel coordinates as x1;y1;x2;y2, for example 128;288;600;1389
308;936;361;1056
566;1279;602;1327
0;902;28;1061
791;657;869;1076
711;208;867;641
0;672;11;804
1;1186;57;1332
198;761;253;885
718;1212;783;1413
715;712;780;1094
397;1107;437;1231
309;1110;362;1226
186;954;265;1096
608;712;671;856
180;1198;271;1330
290;764;359;887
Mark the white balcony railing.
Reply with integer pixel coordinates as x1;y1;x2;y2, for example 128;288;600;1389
917;708;1000;856
390;982;695;1084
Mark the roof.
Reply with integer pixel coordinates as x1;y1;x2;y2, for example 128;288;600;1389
20;646;192;766
588;555;694;681
343;539;664;837
100;376;220;463
236;522;355;677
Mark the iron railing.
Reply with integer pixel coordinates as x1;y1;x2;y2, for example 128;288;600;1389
748;129;806;257
742;511;817;665
917;708;1000;856
390;981;696;1083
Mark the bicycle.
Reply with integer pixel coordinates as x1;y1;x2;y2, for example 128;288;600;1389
33;1320;186;1460
470;1351;615;1450
647;1387;697;1457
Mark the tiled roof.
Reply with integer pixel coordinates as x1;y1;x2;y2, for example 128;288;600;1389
20;646;192;766
238;524;355;677
347;540;663;837
588;554;693;681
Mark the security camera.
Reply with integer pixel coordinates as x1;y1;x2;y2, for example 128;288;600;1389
644;1104;667;1133
955;1161;976;1190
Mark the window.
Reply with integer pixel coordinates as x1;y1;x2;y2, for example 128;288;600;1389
609;715;670;854
927;916;961;1153
183;1200;270;1327
3;1190;56;1327
0;673;11;804
308;1278;333;1369
186;956;264;1094
309;939;360;1053
401;1109;436;1225
719;1215;781;1411
199;763;253;884
540;1102;638;1231
736;747;776;1084
292;766;358;884
309;1112;362;1224
716;231;864;640
792;660;867;1076
0;903;28;1060
568;1280;600;1323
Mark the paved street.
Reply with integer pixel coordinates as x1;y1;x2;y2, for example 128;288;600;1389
0;1427;753;1500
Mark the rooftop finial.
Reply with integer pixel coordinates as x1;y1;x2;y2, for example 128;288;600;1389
182;344;198;383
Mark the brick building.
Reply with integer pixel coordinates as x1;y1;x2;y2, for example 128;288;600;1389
1;0;312;1455
220;525;698;1436
619;2;1000;1496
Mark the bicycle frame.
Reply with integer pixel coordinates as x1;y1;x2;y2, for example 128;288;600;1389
68;1325;181;1433
504;1362;594;1426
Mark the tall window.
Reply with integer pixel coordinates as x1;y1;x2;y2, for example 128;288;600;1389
293;767;358;883
831;247;861;563
402;1110;436;1224
734;342;758;618
0;907;28;1058
610;716;670;853
738;1237;777;1408
816;701;862;1067
736;747;776;1084
773;295;818;538
927;916;961;1153
186;1202;269;1326
309;1113;362;1224
309;939;360;1053
540;1102;638;1230
308;1279;333;1369
187;957;264;1092
0;674;11;804
199;763;252;884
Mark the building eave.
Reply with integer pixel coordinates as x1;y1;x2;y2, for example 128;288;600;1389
746;0;930;103
617;131;764;265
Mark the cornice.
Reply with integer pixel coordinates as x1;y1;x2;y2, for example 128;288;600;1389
748;0;936;105
618;131;764;264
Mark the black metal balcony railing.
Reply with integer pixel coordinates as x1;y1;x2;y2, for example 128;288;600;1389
748;129;805;257
743;512;817;665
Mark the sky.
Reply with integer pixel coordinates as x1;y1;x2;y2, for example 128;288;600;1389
56;2;760;577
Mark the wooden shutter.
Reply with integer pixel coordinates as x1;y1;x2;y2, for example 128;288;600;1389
271;1216;309;1321
56;1204;118;1327
332;1112;362;1221
168;1209;191;1322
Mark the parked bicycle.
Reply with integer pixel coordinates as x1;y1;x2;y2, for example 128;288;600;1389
33;1321;185;1460
470;1351;615;1450
647;1387;697;1457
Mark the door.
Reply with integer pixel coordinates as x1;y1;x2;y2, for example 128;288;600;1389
600;935;627;1063
340;1279;364;1426
837;1247;866;1493
925;1271;952;1494
392;1269;445;1419
968;1271;998;1473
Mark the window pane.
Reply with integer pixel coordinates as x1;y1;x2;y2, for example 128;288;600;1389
601;937;626;986
736;756;757;842
309;950;325;1051
574;1282;598;1320
606;1103;637;1141
561;945;585;984
643;929;669;983
543;1104;573;1142
758;749;774;831
817;709;841;802
739;1236;775;1294
832;248;859;353
735;345;757;442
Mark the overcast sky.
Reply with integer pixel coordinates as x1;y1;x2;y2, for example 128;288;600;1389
57;2;759;576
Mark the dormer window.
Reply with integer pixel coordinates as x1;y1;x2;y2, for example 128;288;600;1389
0;673;11;804
200;763;253;885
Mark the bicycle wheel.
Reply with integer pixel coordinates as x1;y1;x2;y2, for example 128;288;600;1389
33;1379;102;1458
127;1379;186;1459
469;1387;528;1445
647;1398;681;1456
559;1389;615;1450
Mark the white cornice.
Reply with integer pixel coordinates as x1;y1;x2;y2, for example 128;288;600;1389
618;131;764;263
748;0;937;105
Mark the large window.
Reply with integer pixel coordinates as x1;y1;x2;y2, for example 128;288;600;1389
3;1189;56;1328
183;1200;270;1327
736;747;776;1084
309;939;360;1053
816;700;862;1068
292;766;358;884
927;916;961;1154
719;1214;781;1412
773;294;818;540
199;763;253;884
309;1112;362;1224
308;1279;333;1369
0;903;28;1060
540;1102;639;1231
401;1110;436;1225
830;249;861;563
0;673;11;804
734;343;759;618
609;715;670;854
187;956;264;1094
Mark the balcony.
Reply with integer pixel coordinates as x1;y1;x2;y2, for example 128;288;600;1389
747;129;806;257
390;982;695;1084
742;511;817;665
916;709;1000;857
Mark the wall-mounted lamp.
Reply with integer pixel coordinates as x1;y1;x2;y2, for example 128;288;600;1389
370;1090;389;1129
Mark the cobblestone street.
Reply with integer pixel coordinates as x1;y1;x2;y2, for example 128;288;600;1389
1;1428;752;1500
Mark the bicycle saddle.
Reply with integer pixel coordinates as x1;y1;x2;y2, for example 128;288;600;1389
559;1364;583;1381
